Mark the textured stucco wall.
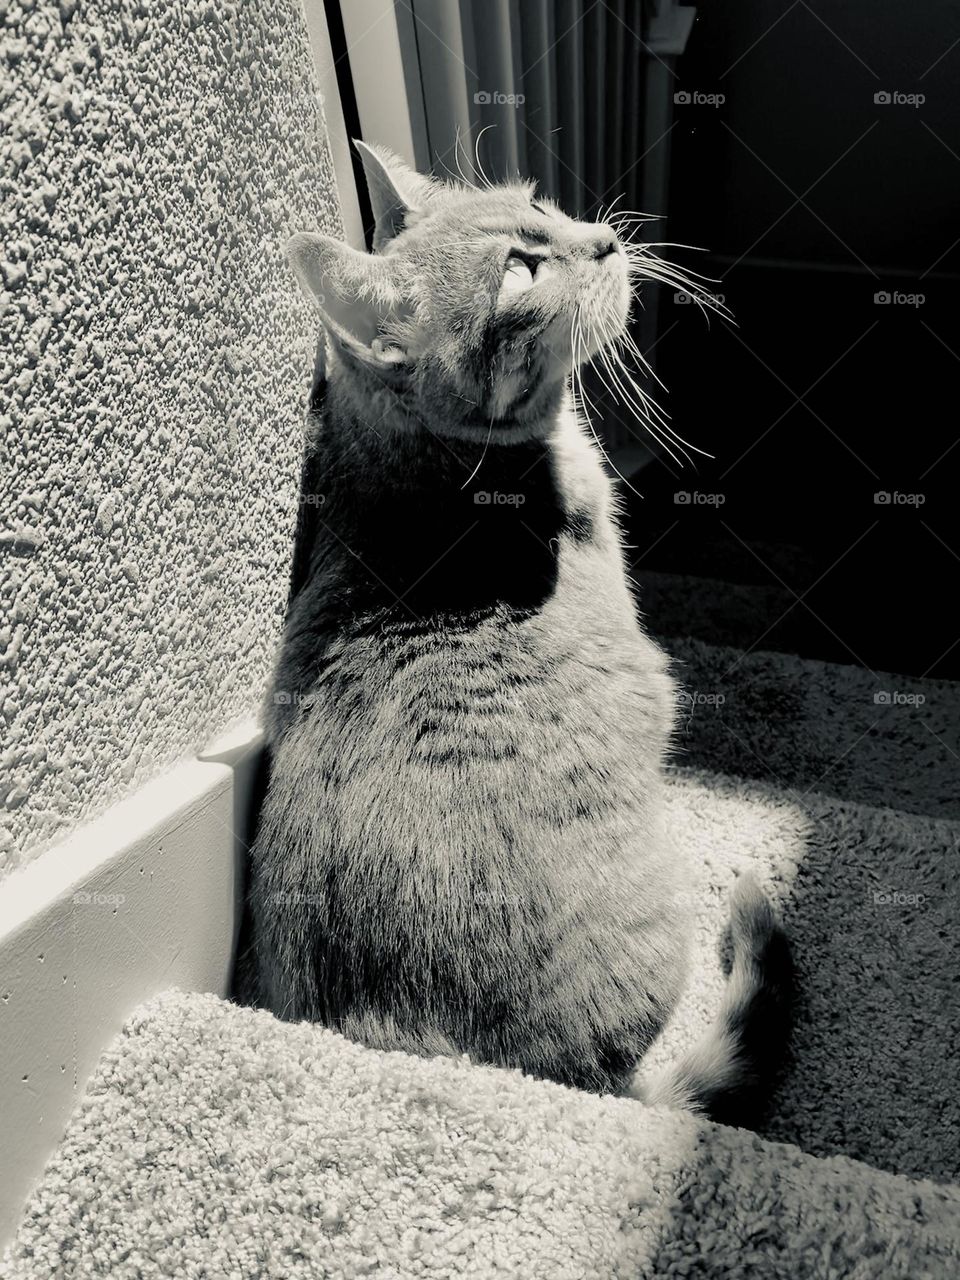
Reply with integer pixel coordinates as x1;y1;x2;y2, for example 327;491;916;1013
0;0;341;874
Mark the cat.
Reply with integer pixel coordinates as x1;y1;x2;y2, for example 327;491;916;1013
244;141;791;1123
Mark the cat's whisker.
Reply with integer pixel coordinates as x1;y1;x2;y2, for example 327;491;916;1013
596;346;689;469
437;146;475;191
595;194;626;225
606;220;735;328
634;239;714;255
600;342;672;434
627;263;732;325
459;409;496;490
452;125;479;190
599;330;665;424
608;221;661;243
603;315;715;461
428;241;488;252
571;316;605;427
580;301;706;469
606;207;663;222
474;124;497;189
615;332;671;397
624;251;731;298
572;313;646;497
608;350;713;461
630;257;729;296
608;214;658;232
572;313;603;427
610;327;667;389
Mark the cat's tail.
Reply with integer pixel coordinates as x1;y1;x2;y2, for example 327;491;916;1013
632;873;793;1127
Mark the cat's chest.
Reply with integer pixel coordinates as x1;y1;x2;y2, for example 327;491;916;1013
344;493;576;616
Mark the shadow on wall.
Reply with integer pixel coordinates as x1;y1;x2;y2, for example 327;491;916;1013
0;0;341;875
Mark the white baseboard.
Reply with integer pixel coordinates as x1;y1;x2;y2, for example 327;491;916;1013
0;722;263;1247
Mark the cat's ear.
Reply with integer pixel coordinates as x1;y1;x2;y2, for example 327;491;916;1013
286;232;408;378
354;140;437;250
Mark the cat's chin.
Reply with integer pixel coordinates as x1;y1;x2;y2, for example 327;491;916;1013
426;374;567;445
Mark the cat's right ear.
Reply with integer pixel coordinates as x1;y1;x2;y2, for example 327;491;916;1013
354;140;437;251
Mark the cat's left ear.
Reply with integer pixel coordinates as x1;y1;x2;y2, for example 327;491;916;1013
286;232;409;378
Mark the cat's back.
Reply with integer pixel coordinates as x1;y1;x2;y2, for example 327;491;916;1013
267;409;674;769
250;417;686;1085
262;415;677;893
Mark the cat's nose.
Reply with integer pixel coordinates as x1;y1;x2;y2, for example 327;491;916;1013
592;232;619;260
568;224;619;260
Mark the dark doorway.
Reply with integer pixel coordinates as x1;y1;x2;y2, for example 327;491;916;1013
623;1;960;680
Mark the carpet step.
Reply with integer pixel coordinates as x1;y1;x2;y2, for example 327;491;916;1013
660;633;960;822
657;768;960;1184
5;989;960;1280
6;767;959;1278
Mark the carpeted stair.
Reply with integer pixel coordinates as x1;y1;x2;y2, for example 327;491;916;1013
4;567;958;1278
666;635;960;822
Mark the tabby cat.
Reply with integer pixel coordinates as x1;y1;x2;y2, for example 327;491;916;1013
246;142;790;1122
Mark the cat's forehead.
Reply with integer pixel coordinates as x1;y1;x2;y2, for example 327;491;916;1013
426;180;541;230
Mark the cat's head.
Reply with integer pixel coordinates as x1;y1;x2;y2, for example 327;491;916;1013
287;143;632;442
